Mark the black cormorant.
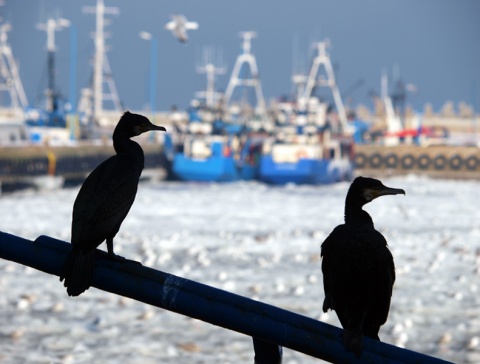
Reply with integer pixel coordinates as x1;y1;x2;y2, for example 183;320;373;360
321;176;405;356
60;111;166;296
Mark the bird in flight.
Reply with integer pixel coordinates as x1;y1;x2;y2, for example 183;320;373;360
165;14;198;43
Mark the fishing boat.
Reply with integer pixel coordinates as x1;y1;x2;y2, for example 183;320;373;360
258;39;354;185
169;117;261;182
166;32;268;182
259;105;353;185
259;128;353;185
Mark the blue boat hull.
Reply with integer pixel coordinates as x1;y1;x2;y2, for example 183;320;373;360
259;155;351;185
172;154;257;182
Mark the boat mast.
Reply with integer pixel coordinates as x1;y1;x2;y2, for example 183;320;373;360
291;34;307;103
292;74;307;104
0;22;28;112
224;31;266;115
381;70;401;131
381;69;404;145
37;17;70;113
195;47;226;108
82;0;121;122
301;39;349;132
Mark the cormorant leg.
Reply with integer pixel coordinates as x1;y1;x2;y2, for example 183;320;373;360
107;238;115;256
106;238;127;261
105;237;142;265
343;329;363;358
343;311;367;358
252;337;282;364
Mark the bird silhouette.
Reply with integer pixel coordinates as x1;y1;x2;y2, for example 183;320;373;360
321;176;405;357
60;111;166;296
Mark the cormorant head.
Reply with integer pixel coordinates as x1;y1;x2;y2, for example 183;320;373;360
117;111;167;137
348;176;405;206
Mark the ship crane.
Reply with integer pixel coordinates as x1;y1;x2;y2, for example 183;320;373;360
223;31;266;117
0;22;28;112
300;39;349;134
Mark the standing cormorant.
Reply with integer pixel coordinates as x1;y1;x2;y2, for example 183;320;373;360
321;176;405;356
60;111;166;296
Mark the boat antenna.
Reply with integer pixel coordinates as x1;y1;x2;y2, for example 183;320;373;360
291;33;307;102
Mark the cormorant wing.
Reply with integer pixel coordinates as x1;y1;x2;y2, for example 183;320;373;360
371;234;396;326
71;155;141;251
321;225;347;312
321;224;395;328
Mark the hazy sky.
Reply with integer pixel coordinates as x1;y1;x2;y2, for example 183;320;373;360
3;0;480;113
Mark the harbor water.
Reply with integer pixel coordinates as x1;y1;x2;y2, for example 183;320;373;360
0;176;479;363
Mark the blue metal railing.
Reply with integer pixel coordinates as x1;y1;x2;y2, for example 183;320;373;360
0;231;453;364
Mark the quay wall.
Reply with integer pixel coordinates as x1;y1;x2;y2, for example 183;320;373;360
354;144;480;179
0;144;166;184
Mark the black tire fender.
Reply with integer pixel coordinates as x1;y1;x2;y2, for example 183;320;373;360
465;156;479;171
368;153;383;169
433;155;447;170
417;154;431;170
353;152;367;169
449;155;463;170
401;154;415;169
384;153;399;169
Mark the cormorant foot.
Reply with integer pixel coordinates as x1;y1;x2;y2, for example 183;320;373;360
107;253;142;265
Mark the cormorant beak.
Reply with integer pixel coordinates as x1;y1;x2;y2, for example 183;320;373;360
133;124;166;136
364;185;405;201
150;124;167;132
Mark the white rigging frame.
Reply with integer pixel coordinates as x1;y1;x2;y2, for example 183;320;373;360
300;40;348;132
0;23;28;112
224;31;266;114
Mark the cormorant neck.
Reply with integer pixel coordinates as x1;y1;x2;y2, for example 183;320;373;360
344;195;374;227
113;129;144;163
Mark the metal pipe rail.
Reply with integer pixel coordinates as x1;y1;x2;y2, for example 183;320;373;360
0;231;453;364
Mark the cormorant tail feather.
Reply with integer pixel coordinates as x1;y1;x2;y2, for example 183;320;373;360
60;248;96;297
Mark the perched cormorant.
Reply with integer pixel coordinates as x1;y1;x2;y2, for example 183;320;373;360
60;111;166;296
321;176;405;356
